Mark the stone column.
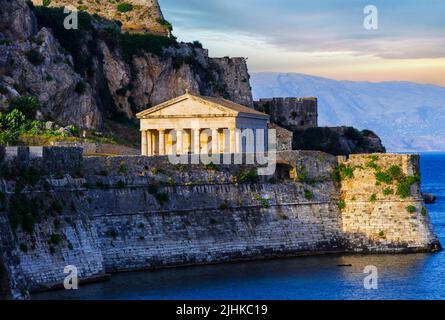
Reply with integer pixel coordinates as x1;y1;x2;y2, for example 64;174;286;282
141;130;148;156
158;129;166;155
212;128;219;154
193;129;200;154
235;129;241;153
176;129;183;155
229;128;236;154
147;130;153;156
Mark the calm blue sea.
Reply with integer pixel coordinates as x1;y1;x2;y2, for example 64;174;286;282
34;153;445;300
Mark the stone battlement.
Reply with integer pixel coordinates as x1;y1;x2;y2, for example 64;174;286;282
254;97;318;129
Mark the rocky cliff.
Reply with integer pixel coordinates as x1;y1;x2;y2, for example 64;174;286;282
293;126;386;156
0;0;253;132
32;0;169;35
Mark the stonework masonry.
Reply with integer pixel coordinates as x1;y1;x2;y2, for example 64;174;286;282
0;147;440;298
254;98;318;130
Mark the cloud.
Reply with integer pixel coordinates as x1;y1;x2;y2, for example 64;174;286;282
160;0;445;59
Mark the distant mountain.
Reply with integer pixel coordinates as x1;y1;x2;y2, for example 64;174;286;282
250;72;445;152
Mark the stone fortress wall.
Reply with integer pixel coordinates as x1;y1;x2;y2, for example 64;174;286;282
254;97;318;129
0;147;440;298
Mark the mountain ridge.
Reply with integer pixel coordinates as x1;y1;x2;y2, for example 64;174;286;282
251;72;445;152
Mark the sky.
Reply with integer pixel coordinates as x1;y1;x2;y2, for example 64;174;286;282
160;0;445;86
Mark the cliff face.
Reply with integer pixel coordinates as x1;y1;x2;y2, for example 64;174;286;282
0;0;253;131
32;0;169;35
0;0;102;129
0;147;440;298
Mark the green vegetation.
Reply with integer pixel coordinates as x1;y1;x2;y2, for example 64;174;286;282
155;192;169;205
148;183;158;194
19;243;28;253
366;160;379;170
9;194;39;234
406;205;417;214
109;229;118;238
375;165;404;184
296;164;308;181
75;80;87;95
304;189;313;200
0;95;80;146
191;41;203;49
421;207;427;216
42;0;51;7
113;31;178;63
205;162;216;171
116;3;133;13
26;49;44;66
118;163;128;174
396;175;420;199
219;202;229;210
366;161;419;200
378;231;386;239
369;193;377;202
338;199;346;210
237;169;259;183
49;233;62;245
258;198;271;208
383;188;394;196
156;17;173;31
332;164;355;182
116;180;126;188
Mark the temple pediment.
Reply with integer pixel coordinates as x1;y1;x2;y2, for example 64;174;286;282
136;92;269;119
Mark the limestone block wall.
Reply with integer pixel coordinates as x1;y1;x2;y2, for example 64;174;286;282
0;148;441;298
254;97;318;129
91;183;342;272
338;154;440;252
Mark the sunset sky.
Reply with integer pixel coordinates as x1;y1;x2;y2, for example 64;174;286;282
160;0;445;86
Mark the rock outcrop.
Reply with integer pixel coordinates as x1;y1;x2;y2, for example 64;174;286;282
0;0;101;129
293;126;386;156
1;0;253;131
32;0;169;35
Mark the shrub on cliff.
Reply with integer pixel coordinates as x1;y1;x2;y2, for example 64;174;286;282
75;81;87;95
396;175;420;199
9;194;39;234
156;18;173;31
116;3;133;13
332;164;355;182
237;169;259;183
338;199;346;210
118;32;178;62
9;96;39;119
155;192;169;205
25;49;44;66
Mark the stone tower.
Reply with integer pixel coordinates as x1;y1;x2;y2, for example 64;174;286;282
31;0;170;36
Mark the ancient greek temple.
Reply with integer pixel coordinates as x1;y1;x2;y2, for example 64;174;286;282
136;91;270;155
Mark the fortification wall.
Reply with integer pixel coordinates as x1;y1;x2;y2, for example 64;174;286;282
338;154;439;252
0;147;440;298
254;97;318;129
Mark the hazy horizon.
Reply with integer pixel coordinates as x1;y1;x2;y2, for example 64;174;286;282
160;0;445;87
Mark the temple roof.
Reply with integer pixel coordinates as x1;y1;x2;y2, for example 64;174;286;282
136;92;269;119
